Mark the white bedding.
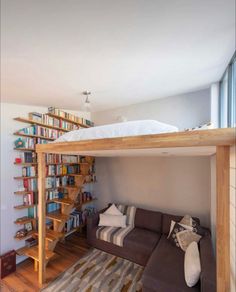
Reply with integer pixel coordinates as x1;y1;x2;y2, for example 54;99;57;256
55;120;178;142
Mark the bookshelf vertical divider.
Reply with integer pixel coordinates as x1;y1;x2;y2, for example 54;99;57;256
38;152;46;285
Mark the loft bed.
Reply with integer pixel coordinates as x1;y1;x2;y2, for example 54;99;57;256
35;126;236;291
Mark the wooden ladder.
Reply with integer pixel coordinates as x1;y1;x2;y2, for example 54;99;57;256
17;160;93;272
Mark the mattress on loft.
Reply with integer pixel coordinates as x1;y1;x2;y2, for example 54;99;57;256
55;120;178;142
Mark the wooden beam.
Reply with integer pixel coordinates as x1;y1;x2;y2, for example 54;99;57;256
38;152;46;285
216;146;230;292
36;128;236;154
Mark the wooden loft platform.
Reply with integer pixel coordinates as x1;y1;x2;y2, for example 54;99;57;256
36;128;235;155
36;128;235;291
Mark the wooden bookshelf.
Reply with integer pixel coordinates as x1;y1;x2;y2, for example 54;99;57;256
47;113;90;128
14;117;69;132
14;132;55;141
13;109;96;270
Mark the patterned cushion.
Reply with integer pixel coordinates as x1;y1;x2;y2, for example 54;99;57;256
168;221;202;251
180;215;205;236
168;222;187;248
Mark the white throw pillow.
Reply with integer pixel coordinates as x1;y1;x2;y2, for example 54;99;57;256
99;214;127;228
104;204;123;216
184;242;201;287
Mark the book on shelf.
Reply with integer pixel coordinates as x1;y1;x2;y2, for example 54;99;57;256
18;125;64;139
61;155;78;163
46;164;79;176
46;202;60;213
48;107;94;127
22;166;36;177
14;137;49;149
23;178;38;192
64;210;83;233
25;237;38;247
29;112;42;122
46;190;61;201
23;192;35;205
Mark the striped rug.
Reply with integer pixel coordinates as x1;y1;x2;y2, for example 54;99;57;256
42;249;143;292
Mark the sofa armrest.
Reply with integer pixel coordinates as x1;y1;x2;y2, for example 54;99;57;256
200;235;216;292
87;212;99;231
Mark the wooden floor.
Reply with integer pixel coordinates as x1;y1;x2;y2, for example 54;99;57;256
0;233;90;292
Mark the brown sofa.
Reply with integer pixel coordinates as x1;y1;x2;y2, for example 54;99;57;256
87;207;216;292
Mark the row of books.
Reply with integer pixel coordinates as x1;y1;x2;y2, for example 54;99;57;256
81;192;93;203
47;164;79;176
30;112;78;131
23;192;36;205
14;137;48;149
22;166;36;177
64;210;84;233
45;176;75;189
46;190;64;201
46;154;80;164
47;203;60;214
18;125;64;139
16;178;38;192
48;107;94;127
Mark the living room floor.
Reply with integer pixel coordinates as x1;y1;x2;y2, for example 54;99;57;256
0;233;90;292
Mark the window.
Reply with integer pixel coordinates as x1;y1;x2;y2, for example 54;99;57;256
219;52;236;128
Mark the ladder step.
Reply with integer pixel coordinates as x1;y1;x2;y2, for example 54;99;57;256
35;229;64;242
24;246;55;261
46;211;69;222
59;185;78;190
52;198;74;205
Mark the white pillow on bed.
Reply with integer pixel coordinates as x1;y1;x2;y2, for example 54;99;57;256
99;214;127;228
104;204;123;216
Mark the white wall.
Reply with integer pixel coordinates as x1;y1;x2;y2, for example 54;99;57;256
0;102;90;258
93;88;210;130
95;156;211;227
92;89;212;227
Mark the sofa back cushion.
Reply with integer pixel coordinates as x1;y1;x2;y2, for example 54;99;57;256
135;208;162;233
162;213;200;235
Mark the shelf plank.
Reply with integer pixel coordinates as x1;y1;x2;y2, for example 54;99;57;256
24;246;55;261
47;113;90;128
14;132;55;141
51;198;74;205
14;117;69;132
46;162;89;165
14;176;38;179
14;190;38;195
14;217;36;225
14;162;38;166
14;148;35;152
34;229;64;242
46;211;69;222
14;230;36;240
14;204;36;210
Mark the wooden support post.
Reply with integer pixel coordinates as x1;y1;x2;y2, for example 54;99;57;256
38;152;46;286
216;146;230;292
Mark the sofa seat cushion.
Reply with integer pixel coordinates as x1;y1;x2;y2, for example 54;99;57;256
124;228;160;256
142;235;200;292
88;226;161;266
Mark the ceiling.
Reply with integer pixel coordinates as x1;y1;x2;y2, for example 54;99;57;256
1;0;235;112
